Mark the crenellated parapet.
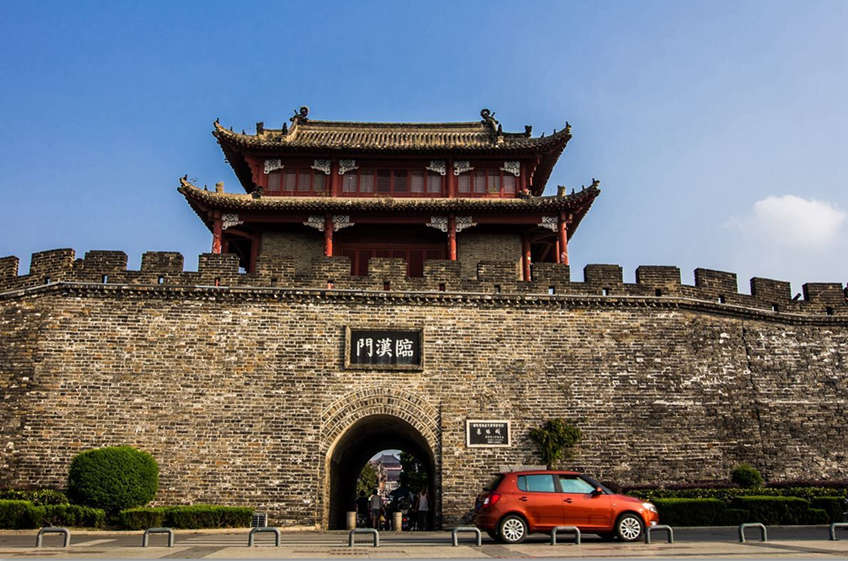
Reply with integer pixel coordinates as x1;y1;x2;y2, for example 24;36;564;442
0;248;845;316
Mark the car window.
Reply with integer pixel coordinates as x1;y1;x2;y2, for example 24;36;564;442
517;474;556;492
558;476;596;494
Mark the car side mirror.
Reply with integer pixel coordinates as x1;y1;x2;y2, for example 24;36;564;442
591;487;604;496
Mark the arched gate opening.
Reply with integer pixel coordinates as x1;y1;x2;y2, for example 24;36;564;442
326;414;435;530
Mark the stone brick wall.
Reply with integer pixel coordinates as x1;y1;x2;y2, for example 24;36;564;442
457;231;521;279
261;231;323;275
0;248;846;529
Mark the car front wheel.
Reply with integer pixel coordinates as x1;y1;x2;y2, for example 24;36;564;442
615;513;644;542
498;515;527;544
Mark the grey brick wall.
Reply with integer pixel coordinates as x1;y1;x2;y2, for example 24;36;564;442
0;249;846;529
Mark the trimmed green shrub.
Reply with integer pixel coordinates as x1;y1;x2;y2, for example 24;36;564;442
653;498;726;526
67;446;159;514
731;496;810;525
37;504;106;528
720;508;750;525
731;464;764;488
0;500;42;529
119;507;166;530
0;489;69;506
804;508;830;525
165;505;252;528
117;505;252;529
811;497;845;523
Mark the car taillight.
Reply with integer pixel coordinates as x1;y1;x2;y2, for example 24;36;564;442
487;493;501;506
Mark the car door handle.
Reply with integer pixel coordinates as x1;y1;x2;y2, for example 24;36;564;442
519;497;528;502
563;498;573;503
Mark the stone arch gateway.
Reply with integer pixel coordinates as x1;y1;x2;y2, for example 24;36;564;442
320;388;440;529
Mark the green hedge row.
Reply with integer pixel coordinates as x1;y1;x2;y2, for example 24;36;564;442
119;505;252;529
632;486;847;503
0;500;105;529
652;496;838;526
0;489;69;506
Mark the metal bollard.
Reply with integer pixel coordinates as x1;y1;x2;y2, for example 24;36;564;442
550;526;581;545
248;527;280;547
831;522;848;541
739;523;767;543
36;527;70;548
645;525;674;544
451;527;482;546
142;527;174;547
348;528;379;547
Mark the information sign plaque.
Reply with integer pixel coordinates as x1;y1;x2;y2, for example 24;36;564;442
466;420;511;447
344;327;423;370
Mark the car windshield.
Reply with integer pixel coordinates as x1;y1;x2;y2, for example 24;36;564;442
483;474;504;491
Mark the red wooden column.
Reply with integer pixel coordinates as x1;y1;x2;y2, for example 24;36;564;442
447;160;456;197
558;211;569;266
212;213;223;254
521;234;531;281
330;161;340;196
448;215;457;260
324;214;333;256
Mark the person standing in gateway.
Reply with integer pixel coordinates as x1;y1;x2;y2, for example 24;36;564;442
368;489;382;529
415;488;429;530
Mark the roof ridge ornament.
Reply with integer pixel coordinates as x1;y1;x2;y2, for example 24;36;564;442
480;108;500;136
290;106;310;125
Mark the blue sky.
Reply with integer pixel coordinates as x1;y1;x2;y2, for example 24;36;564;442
1;1;846;293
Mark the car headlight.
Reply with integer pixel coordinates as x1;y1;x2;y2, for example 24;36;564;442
642;502;657;513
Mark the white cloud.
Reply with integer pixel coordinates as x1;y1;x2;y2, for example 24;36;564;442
720;195;847;290
729;195;845;249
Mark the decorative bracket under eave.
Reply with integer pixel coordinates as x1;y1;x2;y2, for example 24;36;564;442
500;161;520;176
222;213;243;230
304;215;355;232
426;216;475;233
426;160;447;176
264;159;284;174
426;217;448;233
338;160;359;175
311;159;332;175
455;216;476;232
453;161;473;176
539;216;558;232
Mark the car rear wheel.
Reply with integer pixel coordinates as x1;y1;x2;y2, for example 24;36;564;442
615;513;644;542
498;515;527;544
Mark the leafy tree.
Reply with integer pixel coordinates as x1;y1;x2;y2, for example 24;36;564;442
356;462;378;496
528;419;582;469
399;452;428;493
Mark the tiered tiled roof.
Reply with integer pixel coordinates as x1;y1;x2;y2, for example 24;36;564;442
178;177;599;237
213;108;572;195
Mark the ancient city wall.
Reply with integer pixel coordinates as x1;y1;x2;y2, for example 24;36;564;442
0;249;846;527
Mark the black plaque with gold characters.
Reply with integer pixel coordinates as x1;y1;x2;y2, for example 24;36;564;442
345;327;423;370
466;420;511;447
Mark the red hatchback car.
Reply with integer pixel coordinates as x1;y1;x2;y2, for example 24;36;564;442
474;470;658;543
